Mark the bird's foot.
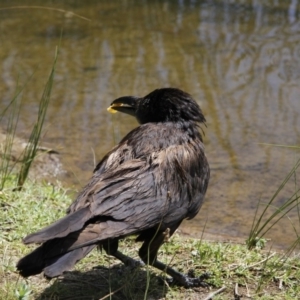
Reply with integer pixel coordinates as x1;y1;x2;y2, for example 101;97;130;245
167;271;210;288
124;258;145;268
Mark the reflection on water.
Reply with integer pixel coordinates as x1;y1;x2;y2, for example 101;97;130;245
0;0;299;249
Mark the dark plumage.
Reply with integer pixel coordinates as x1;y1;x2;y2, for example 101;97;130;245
17;88;210;287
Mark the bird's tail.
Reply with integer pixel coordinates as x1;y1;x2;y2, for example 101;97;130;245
17;217;134;278
16;206;92;277
17;240;96;278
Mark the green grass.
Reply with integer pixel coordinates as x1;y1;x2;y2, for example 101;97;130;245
16;48;58;191
0;48;58;192
247;154;300;250
0;77;28;190
1;176;300;300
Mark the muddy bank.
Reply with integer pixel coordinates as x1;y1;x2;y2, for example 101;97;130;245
0;129;66;183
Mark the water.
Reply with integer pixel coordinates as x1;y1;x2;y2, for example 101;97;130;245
0;0;299;249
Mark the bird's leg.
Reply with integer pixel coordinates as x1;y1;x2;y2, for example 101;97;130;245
113;250;145;267
101;238;144;268
151;259;209;288
139;228;209;288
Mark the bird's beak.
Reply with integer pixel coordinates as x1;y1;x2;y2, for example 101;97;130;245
107;96;138;117
107;103;125;114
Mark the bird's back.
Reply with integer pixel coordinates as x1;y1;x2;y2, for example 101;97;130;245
69;120;209;223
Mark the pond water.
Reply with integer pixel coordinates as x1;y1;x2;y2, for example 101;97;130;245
0;0;300;249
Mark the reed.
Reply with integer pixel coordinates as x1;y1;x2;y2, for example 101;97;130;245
15;48;58;191
0;93;21;190
247;156;300;250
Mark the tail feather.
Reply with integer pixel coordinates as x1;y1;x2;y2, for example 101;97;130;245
44;245;96;278
17;245;46;277
17;216;137;278
17;238;96;278
23;206;92;244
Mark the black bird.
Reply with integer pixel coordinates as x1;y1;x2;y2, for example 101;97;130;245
17;88;210;287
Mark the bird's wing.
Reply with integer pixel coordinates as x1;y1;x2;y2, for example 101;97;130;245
66;142;209;251
23;139;208;247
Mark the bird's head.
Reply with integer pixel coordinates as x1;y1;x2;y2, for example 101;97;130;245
107;88;206;125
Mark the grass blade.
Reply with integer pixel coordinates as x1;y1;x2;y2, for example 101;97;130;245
247;158;300;249
16;48;58;190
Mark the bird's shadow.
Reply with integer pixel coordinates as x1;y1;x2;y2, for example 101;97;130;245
36;263;168;300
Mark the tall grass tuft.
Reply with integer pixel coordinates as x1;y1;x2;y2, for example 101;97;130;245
15;48;58;191
0;96;21;189
247;157;300;250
